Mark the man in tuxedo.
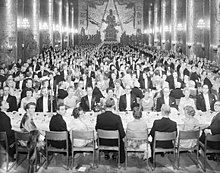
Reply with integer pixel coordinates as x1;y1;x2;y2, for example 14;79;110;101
156;87;177;112
196;84;216;112
2;86;17;112
139;71;153;90
80;86;97;112
169;82;184;99
37;65;49;79
15;72;26;90
95;98;126;163
0;100;15;159
119;85;138;111
31;60;40;72
149;104;177;161
49;103;69;149
132;80;144;100
36;87;57;112
20;78;33;100
166;71;183;90
92;81;104;103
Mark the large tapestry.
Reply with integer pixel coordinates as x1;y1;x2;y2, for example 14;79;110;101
78;0;143;42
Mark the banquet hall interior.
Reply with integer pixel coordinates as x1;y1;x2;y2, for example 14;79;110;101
0;0;220;172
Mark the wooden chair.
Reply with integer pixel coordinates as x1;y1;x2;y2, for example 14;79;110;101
0;132;9;172
153;131;177;169
177;130;200;169
97;129;120;168
14;131;30;168
125;130;149;170
199;134;220;172
71;130;95;168
45;131;69;170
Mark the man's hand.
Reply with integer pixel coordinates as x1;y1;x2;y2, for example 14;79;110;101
204;129;212;135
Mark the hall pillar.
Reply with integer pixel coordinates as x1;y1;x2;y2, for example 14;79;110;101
210;0;220;64
171;0;177;51
0;0;17;64
186;0;195;57
148;4;153;46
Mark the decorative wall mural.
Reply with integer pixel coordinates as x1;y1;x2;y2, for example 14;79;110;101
78;0;143;42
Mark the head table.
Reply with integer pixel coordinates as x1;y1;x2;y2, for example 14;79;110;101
9;108;212;133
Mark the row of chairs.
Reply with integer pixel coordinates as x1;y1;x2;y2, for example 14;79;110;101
1;129;220;172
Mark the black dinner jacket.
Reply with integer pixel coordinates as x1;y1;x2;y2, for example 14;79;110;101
15;80;26;90
1;95;18;112
196;93;216;112
139;75;153;90
131;87;144;99
156;95;177;112
149;117;177;148
37;70;49;78
36;96;57;112
119;93;137;111
166;75;183;90
0;111;15;145
95;110;126;146
80;95;97;112
49;113;68;149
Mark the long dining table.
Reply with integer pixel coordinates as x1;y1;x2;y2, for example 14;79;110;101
9;108;212;133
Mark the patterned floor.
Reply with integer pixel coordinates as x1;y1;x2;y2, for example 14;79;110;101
1;152;220;173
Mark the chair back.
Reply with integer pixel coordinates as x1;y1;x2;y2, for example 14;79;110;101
0;132;8;151
206;134;220;142
72;130;94;140
179;129;200;140
45;131;68;141
97;130;119;140
126;130;148;141
15;131;30;142
155;131;177;141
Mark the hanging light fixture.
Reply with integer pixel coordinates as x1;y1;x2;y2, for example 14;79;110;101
197;19;205;28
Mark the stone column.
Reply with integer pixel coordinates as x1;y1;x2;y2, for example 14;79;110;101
49;0;54;47
71;6;74;47
0;0;17;64
154;1;158;46
210;0;220;64
148;4;153;46
171;0;177;51
66;1;69;48
186;0;195;56
161;0;166;49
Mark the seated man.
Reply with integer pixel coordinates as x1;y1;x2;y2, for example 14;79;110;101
196;84;216;112
49;103;69;149
80;86;98;112
119;85;138;111
0;100;15;159
2;85;17;112
149;104;177;161
95;98;126;163
156;87;177;112
36;87;57;113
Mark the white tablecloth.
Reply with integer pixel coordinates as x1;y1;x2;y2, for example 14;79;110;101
9;108;212;132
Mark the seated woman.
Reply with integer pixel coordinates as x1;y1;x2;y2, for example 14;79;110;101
179;106;199;148
64;86;80;109
20;102;37;132
20;88;36;111
126;107;151;160
178;87;196;115
140;89;154;112
67;107;92;147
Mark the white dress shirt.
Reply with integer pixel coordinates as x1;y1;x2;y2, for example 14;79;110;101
19;81;23;90
164;96;169;105
43;96;48;113
203;93;210;111
126;94;131;111
88;95;92;110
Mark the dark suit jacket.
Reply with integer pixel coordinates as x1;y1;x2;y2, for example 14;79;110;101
0;111;15;145
204;77;213;91
80;95;97;112
92;87;104;103
170;88;184;99
196;93;216;112
139;76;153;90
37;70;49;78
36;96;57;112
95;111;125;146
49;113;68;149
166;75;183;90
149;117;177;148
119;94;137;111
156;96;177;112
4;95;17;112
131;87;144;99
15;80;26;90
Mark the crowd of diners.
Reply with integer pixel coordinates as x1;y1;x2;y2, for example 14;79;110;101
0;42;220;168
